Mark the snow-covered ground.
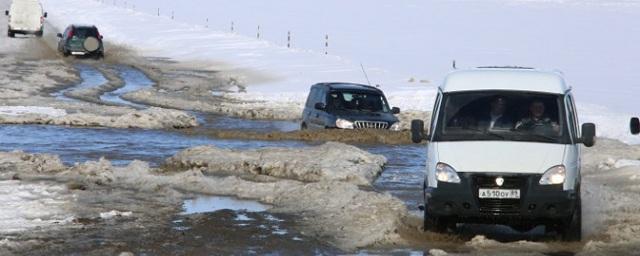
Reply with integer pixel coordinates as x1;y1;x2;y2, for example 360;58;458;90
0;180;74;234
39;0;639;143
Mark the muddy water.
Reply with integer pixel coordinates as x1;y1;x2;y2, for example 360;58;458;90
51;64;107;101
99;65;153;108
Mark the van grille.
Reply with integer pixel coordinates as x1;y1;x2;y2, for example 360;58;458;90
354;121;388;129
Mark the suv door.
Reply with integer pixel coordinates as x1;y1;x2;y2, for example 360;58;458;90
308;88;328;129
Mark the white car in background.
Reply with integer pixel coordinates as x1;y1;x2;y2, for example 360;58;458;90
5;0;47;37
411;67;596;241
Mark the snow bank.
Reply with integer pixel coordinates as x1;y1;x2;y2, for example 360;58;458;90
0;107;198;129
0;106;67;118
0;180;74;234
1;143;405;250
165;142;387;186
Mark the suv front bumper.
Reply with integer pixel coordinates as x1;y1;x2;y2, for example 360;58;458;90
425;173;578;225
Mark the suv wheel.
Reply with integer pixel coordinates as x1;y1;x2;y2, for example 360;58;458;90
300;122;308;130
62;49;70;57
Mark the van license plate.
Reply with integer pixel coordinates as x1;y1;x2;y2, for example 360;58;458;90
479;189;520;199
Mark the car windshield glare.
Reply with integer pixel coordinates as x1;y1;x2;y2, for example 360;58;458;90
327;91;390;113
433;91;570;144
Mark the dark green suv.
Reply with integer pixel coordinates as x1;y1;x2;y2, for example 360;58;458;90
56;24;104;59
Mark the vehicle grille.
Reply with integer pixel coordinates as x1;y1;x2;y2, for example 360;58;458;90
354;121;388;129
473;175;527;214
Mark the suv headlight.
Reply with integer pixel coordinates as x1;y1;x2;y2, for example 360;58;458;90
390;122;401;131
335;118;354;129
436;162;461;184
539;165;566;185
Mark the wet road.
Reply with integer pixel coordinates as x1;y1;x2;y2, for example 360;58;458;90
0;64;427;254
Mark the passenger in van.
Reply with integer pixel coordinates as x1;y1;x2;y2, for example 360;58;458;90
478;96;513;130
515;100;560;134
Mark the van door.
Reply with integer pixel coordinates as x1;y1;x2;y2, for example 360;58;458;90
564;93;581;190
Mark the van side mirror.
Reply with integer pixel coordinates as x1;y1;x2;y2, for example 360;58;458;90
56;33;62;38
43;12;48;18
314;102;325;110
631;117;640;135
391;107;400;114
411;119;427;143
581;123;596;147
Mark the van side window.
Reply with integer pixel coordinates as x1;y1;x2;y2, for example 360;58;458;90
429;92;442;137
566;94;580;140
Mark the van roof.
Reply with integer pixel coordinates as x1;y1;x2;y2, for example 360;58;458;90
441;68;569;94
314;82;382;93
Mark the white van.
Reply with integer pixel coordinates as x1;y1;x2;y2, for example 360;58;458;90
5;0;47;37
411;67;596;241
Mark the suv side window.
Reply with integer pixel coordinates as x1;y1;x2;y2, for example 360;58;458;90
305;87;317;108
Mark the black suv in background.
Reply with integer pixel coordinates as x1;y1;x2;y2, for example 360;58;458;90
301;82;400;130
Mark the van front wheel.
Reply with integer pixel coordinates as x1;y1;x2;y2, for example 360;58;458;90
560;198;582;241
423;210;451;233
7;30;14;38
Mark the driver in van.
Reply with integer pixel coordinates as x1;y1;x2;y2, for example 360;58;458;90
515;100;560;133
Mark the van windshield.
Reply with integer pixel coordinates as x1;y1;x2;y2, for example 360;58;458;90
433;91;571;144
327;91;390;113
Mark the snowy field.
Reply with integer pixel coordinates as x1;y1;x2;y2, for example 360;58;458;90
39;0;640;143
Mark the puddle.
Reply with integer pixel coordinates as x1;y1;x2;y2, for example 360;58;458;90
99;66;154;108
181;196;271;215
0;124;307;166
52;64;107;101
195;113;299;132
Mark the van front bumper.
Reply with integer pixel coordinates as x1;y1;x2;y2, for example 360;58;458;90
425;173;578;224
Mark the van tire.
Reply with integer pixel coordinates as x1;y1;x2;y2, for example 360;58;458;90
62;50;70;57
35;30;43;37
560;197;582;241
300;123;308;130
7;30;14;38
423;210;449;233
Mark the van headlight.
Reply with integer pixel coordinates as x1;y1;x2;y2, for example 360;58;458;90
436;162;461;184
539;165;566;185
390;122;401;131
335;118;354;129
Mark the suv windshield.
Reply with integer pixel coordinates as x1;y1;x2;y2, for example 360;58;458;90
433;91;570;144
327;90;390;113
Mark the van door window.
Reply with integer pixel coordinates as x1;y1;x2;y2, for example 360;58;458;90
429;92;442;137
565;94;579;141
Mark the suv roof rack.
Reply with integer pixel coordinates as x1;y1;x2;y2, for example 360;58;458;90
476;66;535;70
